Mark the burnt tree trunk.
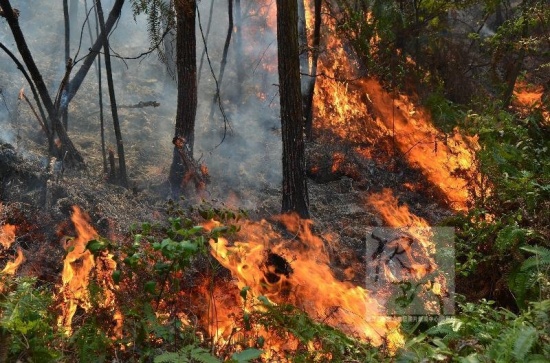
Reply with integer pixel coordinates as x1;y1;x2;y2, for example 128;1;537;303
0;0;84;166
197;0;214;86
92;0;108;174
63;0;70;130
234;0;244;93
303;0;321;140
96;0;128;187
208;0;233;122
298;0;309;95
276;0;310;218
169;0;198;194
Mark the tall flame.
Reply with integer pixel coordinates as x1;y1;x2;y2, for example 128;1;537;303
311;4;479;210
58;206;118;333
209;215;403;354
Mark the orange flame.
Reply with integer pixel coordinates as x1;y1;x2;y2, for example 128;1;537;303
58;206;118;333
312;5;479;210
0;211;25;286
0;203;24;277
366;189;452;316
0;223;16;249
209;215;403;354
513;81;544;108
1;247;25;275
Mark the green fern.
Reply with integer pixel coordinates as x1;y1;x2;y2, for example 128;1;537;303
154;345;262;363
520;245;550;271
495;224;530;252
130;0;175;65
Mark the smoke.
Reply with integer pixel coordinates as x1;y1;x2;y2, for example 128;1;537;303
192;0;282;205
1;0;283;207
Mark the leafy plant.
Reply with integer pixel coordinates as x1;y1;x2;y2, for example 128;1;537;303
0;277;60;362
397;298;550;362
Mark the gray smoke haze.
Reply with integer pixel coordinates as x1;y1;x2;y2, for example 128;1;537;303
0;0;282;208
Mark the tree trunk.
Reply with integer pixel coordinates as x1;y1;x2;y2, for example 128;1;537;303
276;0;310;218
197;0;214;87
304;0;321;140
0;0;84;166
63;0;70;130
161;0;176;81
169;0;198;194
208;0;233;122
96;0;128;187
234;0;244;92
297;0;309;96
90;0;108;174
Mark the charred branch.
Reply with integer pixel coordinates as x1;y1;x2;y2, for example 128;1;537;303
116;101;160;109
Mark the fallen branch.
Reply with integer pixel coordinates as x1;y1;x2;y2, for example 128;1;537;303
116;101;160;109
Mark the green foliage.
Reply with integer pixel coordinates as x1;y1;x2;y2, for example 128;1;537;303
130;0;175;66
397;298;550;362
69;318;111;363
0;277;60;362
424;90;465;132
445;98;550;308
153;346;262;363
239;293;383;361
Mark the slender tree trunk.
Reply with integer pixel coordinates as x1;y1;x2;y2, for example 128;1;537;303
170;0;197;194
0;0;84;166
88;0;108;174
276;0;310;218
208;0;233;121
63;0;70;130
304;0;321;140
234;0;244;92
161;0;176;81
297;0;309;96
197;0;214;87
96;0;128;187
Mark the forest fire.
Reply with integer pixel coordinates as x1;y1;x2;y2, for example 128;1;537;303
57;206;118;333
312;3;479;211
366;189;454;317
0;206;24;277
208;214;404;356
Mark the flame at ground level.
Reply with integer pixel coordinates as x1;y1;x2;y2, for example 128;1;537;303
58;206;118;333
366;189;454;317
0;204;25;278
311;4;480;211
0;223;16;249
208;214;403;354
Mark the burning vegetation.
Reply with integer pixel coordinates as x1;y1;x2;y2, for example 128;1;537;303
0;0;549;362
